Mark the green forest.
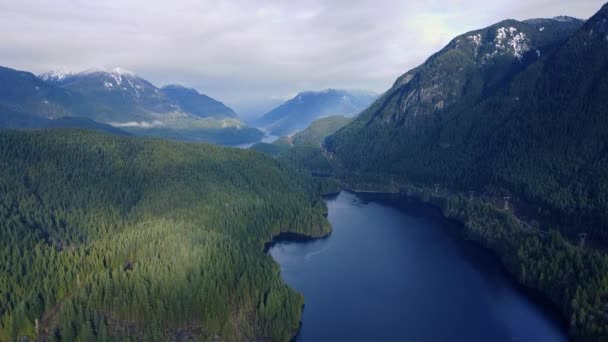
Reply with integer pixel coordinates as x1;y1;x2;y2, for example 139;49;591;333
0;129;330;341
399;187;608;341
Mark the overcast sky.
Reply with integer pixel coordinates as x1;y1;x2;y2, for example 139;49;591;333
0;0;604;118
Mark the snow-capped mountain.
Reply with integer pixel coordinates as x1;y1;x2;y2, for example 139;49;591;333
37;68;242;123
38;70;74;83
255;89;377;135
383;16;584;125
38;68;174;122
0;66;263;145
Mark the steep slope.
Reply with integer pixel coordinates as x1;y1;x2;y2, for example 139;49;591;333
161;84;237;119
256;89;376;135
327;15;600;234
0;129;329;341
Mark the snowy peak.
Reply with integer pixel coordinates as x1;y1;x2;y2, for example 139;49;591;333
45;68;157;98
39;67;137;86
447;17;583;66
78;67;136;77
375;16;584;126
38;70;74;83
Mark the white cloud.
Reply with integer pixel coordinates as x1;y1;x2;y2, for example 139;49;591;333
109;120;164;128
0;0;604;118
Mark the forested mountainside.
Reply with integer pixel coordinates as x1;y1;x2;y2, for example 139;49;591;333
0;109;130;136
252;115;352;155
291;115;352;147
255;89;376;135
322;3;608;341
0;129;329;341
251;115;350;175
0;66;262;145
327;5;608;239
250;116;348;196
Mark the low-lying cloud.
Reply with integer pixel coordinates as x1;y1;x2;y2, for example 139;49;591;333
109;120;164;128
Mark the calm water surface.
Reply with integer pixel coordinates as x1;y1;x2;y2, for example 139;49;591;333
269;191;566;342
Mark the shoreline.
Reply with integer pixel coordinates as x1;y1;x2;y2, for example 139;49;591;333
268;188;570;341
264;216;334;341
264;230;332;254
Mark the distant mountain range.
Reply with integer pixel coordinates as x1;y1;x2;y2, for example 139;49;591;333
0;66;262;145
255;89;376;135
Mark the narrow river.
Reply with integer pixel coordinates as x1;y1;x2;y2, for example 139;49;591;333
269;191;566;341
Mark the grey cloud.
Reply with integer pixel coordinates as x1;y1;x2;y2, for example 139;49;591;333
0;0;604;118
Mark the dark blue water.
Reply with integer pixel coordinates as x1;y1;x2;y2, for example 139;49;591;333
269;191;566;342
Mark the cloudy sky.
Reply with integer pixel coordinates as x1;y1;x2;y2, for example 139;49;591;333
0;0;604;118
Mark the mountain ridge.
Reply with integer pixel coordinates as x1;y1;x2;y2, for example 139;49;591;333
0;65;262;145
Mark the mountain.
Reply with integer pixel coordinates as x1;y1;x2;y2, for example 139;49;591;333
40;68;174;122
327;6;608;340
0;66;132;136
160;84;237;119
0;66;75;119
34;68;263;145
255;89;377;135
327;15;591;223
0;129;329;341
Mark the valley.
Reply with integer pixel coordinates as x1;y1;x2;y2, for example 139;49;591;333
1;1;608;341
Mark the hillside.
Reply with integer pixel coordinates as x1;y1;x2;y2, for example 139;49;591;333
251;116;348;192
256;89;376;135
292;115;352;146
0;109;129;136
326;13;607;237
0;129;329;341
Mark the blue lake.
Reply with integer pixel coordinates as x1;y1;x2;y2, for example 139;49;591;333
269;191;567;341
